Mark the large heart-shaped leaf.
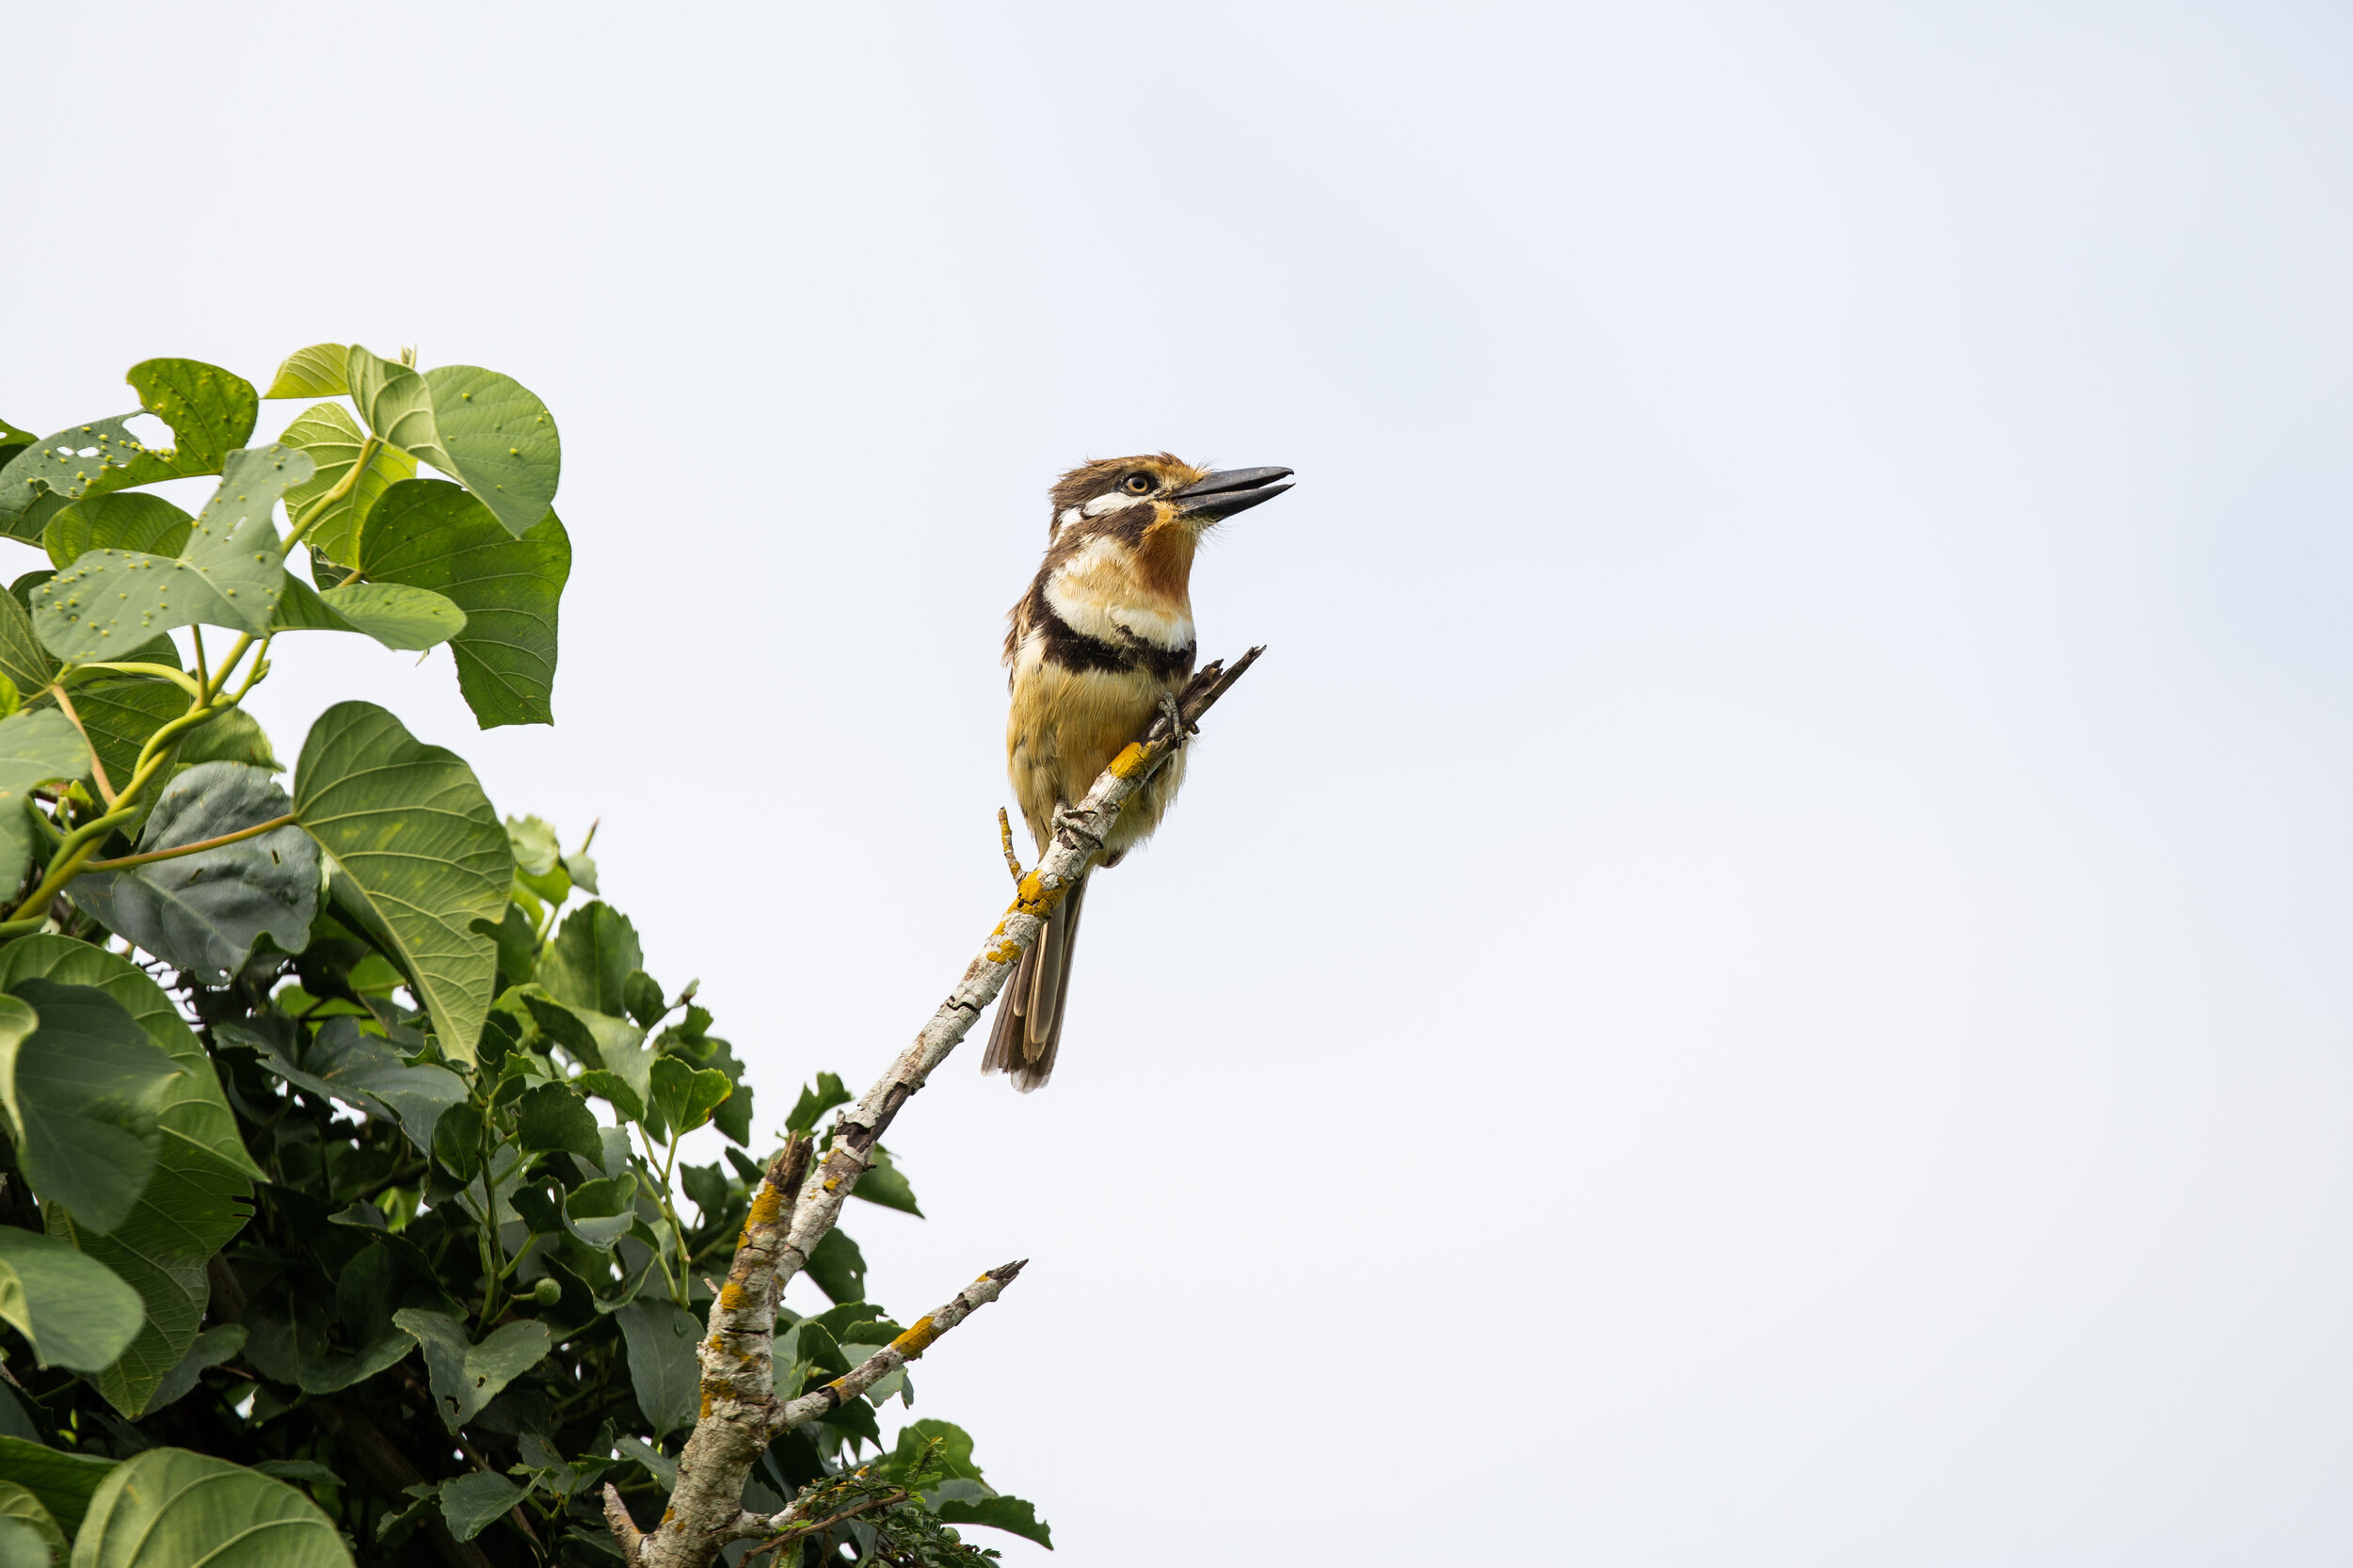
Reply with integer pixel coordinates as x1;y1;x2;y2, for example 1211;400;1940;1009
614;1296;700;1436
293;703;511;1064
0;415;147;538
0;1439;114;1535
262;344;349;400
0;1480;67;1566
0;1224;142;1371
222;1016;465;1154
72;1447;350;1567
31;444;313;659
514;1081;600;1163
435;1472;526;1543
242;1292;413;1397
0;982;182;1232
42;492;192;569
70;761;317;984
419;365;560;537
357;480;569;728
75;360;259;507
276;401;416;566
0;708;93;891
392;1308;550;1432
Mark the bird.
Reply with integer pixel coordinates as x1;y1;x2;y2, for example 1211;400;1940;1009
982;453;1292;1091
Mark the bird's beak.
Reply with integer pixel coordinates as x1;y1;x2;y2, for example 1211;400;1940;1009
1173;466;1294;523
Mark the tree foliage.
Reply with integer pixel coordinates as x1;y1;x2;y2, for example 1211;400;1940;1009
0;350;1046;1565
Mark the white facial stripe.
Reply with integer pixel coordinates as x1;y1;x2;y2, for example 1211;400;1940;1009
1056;506;1082;533
1082;491;1145;517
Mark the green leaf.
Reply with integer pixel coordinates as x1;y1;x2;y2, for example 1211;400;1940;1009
319;584;465;650
785;1073;852;1136
358;481;569;728
222;1016;466;1155
167;708;280;774
276;402;415;565
613;1297;699;1437
142;1323;245;1416
42;492;191;570
537;902;641;1019
78;360;260;502
621;970;664;1030
0;936;261;1181
435;1471;524;1543
612;1436;675;1492
0;708;93;892
515;1082;601;1163
805;1227;867;1305
848;1144;922;1217
0;415;147;537
0;1438;113;1534
69;762;317;984
0;982;181;1232
263;344;349;400
504;816;560;878
31;443;312;658
72;1447;350;1567
571;1069;643;1125
0;596;55;703
417;366;561;538
344;346;440;458
293;702;511;1064
935;1495;1053;1548
0;1512;50;1568
647;1057;729;1141
0;1480;66;1567
0;1224;142;1371
51;678;179;822
392;1309;550;1432
560;1176;637;1251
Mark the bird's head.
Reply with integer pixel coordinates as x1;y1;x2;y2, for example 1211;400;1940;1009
1047;454;1293;540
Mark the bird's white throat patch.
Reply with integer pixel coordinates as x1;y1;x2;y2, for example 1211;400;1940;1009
1045;536;1193;650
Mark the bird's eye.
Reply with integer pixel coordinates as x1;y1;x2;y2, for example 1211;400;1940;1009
1122;474;1152;495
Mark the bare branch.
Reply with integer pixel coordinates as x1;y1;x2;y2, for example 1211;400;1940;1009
635;649;1263;1568
774;1260;1024;1434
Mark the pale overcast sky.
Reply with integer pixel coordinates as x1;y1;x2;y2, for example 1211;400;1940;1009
9;3;2353;1562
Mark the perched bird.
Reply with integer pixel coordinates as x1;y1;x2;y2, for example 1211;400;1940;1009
983;454;1292;1091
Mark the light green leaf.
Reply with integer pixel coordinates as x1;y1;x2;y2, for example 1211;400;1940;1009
0;708;93;894
276;401;415;566
43;493;191;570
647;1056;730;1142
418;366;561;538
392;1309;550;1432
166;708;280;775
143;1323;245;1416
614;1297;699;1436
0;1225;142;1372
0;1480;66;1568
435;1472;524;1543
293;702;511;1064
0;596;55;702
0;1512;50;1568
319;584;465;650
31;444;312;659
504;816;559;878
69;762;316;984
0;982;181;1233
0;1439;114;1535
0;416;147;538
70;1447;350;1567
358;481;569;728
79;361;259;503
263;344;348;400
0;936;264;1181
344;346;440;457
47;678;178;824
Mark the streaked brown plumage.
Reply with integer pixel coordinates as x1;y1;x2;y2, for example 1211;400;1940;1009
982;454;1292;1090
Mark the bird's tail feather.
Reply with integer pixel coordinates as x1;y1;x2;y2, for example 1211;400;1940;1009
982;877;1087;1092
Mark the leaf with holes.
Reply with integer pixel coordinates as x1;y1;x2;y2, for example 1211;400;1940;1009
30;443;312;659
72;1448;348;1568
79;360;260;503
0;982;182;1232
360;480;569;728
71;762;317;984
0;1224;142;1372
42;492;191;569
293;702;511;1064
393;1308;550;1432
0;415;148;538
277;400;417;566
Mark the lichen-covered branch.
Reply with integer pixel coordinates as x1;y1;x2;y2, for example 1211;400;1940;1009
621;648;1263;1567
774;1260;1023;1435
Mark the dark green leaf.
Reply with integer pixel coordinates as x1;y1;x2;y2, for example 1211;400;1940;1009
0;1224;142;1371
221;1016;467;1156
432;1100;487;1181
0;982;181;1231
647;1057;729;1142
270;573;465;651
561;1176;637;1251
165;705;278;773
31;444;313;658
142;1323;245;1415
0;1436;113;1533
437;1470;525;1542
418;365;561;538
614;1296;699;1436
0;707;92;891
515;1082;601;1163
572;1069;644;1125
293;702;511;1064
785;1073;852;1136
849;1145;922;1217
0;594;54;702
73;1447;346;1566
477;904;536;989
243;1288;414;1396
621;969;664;1029
360;480;569;728
680;1162;730;1224
805;1227;867;1305
42;491;191;568
0;415;147;537
935;1494;1053;1548
535;901;639;1018
55;676;182;821
277;400;416;565
70;761;316;984
393;1308;550;1432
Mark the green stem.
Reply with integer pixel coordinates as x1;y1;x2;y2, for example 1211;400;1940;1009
281;437;379;556
82;813;295;872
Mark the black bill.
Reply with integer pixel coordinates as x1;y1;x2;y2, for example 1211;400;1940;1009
1174;465;1294;521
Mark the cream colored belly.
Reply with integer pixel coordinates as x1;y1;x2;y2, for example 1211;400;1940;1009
1006;648;1187;860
